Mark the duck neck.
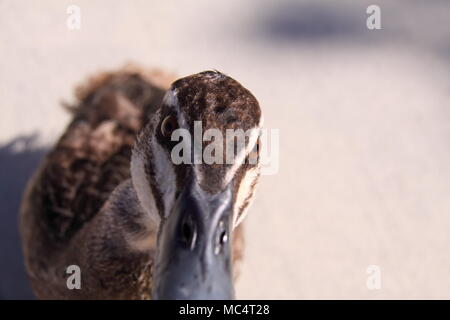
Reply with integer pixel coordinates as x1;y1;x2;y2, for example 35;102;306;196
107;179;159;252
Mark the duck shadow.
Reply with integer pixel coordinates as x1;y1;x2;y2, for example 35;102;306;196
0;135;48;299
254;0;450;61
256;1;373;43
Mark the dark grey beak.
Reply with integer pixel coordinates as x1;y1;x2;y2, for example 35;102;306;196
152;175;234;300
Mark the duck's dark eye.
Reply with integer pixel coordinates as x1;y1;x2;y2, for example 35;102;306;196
161;115;178;138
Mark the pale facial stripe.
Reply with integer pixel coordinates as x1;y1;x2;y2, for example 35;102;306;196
150;135;176;218
233;116;263;227
224;127;260;187
130;144;160;225
233;167;260;228
130;89;182;223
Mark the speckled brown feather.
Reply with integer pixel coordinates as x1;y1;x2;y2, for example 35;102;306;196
43;69;168;242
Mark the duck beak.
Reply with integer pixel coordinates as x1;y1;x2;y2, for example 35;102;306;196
152;175;234;300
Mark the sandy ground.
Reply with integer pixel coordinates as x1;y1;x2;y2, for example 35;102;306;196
1;0;450;299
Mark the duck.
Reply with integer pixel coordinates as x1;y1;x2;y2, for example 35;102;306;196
19;66;263;299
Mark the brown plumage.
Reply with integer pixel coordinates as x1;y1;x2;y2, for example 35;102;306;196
20;67;250;299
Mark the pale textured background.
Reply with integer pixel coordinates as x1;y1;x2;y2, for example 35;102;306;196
1;0;450;299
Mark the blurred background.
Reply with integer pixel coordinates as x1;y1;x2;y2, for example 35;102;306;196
1;0;450;299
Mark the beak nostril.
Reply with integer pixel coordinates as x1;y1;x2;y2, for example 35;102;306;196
180;214;197;250
214;220;228;255
220;231;228;245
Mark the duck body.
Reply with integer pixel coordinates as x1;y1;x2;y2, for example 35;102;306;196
20;67;258;299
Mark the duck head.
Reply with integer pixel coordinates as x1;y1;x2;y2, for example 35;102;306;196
130;71;262;299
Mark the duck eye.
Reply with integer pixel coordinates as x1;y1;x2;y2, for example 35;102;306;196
161;115;178;138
